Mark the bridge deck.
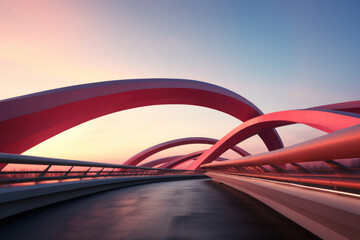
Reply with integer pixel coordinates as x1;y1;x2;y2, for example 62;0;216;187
0;179;318;240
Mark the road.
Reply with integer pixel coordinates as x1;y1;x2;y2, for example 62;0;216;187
0;179;318;240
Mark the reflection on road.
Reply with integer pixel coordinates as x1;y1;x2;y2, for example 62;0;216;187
0;179;318;240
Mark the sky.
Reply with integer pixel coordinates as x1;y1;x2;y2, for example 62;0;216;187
1;0;359;165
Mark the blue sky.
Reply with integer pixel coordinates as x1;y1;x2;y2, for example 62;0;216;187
1;0;359;163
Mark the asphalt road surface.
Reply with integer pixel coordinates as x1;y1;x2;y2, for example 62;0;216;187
0;179;319;240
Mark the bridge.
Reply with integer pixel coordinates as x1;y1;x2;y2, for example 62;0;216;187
0;79;359;240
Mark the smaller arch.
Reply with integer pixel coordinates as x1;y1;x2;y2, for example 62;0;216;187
124;137;250;166
140;154;228;169
139;156;182;168
160;152;228;169
161;150;205;169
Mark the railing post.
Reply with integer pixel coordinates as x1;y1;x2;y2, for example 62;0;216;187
129;169;136;176
39;165;52;177
107;168;115;176
96;167;105;175
325;160;347;174
83;167;91;176
64;166;74;176
0;153;204;185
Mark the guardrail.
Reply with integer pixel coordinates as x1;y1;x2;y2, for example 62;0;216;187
0;153;204;186
202;124;360;193
207;172;360;240
209;171;360;192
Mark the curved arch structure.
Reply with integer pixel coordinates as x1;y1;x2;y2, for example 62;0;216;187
309;100;360;115
159;150;205;169
162;152;228;169
140;155;228;168
124;137;250;166
0;79;282;155
187;109;360;170
201;123;360;169
161;150;228;169
139;156;182;168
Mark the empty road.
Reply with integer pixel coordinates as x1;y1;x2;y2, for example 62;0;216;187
0;179;318;240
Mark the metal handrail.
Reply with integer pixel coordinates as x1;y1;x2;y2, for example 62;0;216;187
202;125;360;191
0;153;204;185
210;171;360;190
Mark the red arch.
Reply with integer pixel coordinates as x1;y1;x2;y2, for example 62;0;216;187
140;155;227;168
309;100;360;115
0;79;283;154
139;156;182;168
124;137;250;166
187;109;360;170
201;123;360;170
160;150;205;169
163;152;228;170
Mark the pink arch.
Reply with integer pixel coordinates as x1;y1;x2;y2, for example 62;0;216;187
160;150;205;169
141;155;227;168
309;100;360;115
162;152;228;170
187;109;360;170
0;79;282;155
201;123;360;170
139;156;182;168
170;157;228;170
124;137;250;166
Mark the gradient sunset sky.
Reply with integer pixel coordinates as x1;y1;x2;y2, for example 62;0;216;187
1;0;359;165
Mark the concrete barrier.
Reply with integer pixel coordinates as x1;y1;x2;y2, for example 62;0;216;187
207;172;360;240
0;175;208;219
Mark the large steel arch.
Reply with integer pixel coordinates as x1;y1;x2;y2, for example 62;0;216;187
0;79;283;155
309;100;360;115
161;152;228;169
201;123;360;170
187;109;360;170
139;156;182;168
159;150;205;169
124;137;250;166
160;150;229;169
140;154;227;168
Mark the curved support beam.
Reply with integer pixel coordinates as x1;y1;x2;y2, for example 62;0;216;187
161;150;205;169
139;156;182;168
163;154;228;170
324;160;348;173
140;155;228;169
201;123;360;169
187;109;360;170
124;137;250;166
0;79;282;155
309;100;360;115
